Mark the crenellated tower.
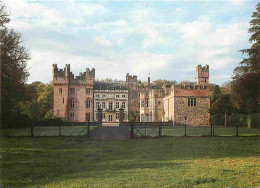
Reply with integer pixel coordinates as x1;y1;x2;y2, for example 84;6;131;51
52;64;95;122
196;64;209;85
126;73;139;121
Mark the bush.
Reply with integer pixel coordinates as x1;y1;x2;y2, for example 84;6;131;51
227;113;247;127
1;112;32;129
210;114;224;127
249;113;260;128
34;118;63;126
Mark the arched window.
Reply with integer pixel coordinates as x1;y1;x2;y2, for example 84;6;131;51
70;98;75;109
86;99;91;109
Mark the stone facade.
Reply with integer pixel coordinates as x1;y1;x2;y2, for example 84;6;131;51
140;84;164;122
163;85;211;126
162;65;211;126
53;64;95;122
93;82;128;122
141;64;211;126
53;64;211;126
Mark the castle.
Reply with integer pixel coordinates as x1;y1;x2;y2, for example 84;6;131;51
53;64;211;126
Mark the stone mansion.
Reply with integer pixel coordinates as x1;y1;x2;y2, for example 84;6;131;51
53;64;211;126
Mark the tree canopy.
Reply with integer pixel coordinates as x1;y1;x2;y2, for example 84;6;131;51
1;3;31;127
231;3;260;113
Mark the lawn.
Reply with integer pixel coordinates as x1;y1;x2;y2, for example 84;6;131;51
1;137;259;187
2;126;259;137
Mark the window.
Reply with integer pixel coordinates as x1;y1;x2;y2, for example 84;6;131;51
102;95;106;97
70;113;74;120
96;94;99;98
102;113;106;119
59;88;62;94
70;98;75;109
109;102;113;110
131;94;134;98
116;113;119;119
145;98;149;107
57;109;59;115
102;102;106;109
116;95;119;98
158;101;161;105
96;113;98;120
85;113;90;121
122;102;125;109
70;88;75;95
63;98;64;104
116;102;119;108
86;99;91;109
122;95;125;98
96;102;100;109
141;99;144;107
86;88;91;94
124;113;126;119
188;98;197;106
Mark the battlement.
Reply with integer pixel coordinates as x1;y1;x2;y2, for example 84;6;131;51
126;73;137;82
52;64;95;81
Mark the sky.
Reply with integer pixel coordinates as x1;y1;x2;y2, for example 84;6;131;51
4;0;259;85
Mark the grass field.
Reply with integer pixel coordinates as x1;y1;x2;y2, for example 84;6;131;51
1;137;259;187
2;126;260;137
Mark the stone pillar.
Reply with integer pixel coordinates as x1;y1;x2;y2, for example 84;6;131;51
119;108;125;126
97;108;103;127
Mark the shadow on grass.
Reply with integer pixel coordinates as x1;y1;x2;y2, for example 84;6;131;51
1;136;259;187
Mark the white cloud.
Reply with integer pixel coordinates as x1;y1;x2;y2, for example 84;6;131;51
126;52;175;78
4;0;85;31
95;20;128;28
94;36;113;47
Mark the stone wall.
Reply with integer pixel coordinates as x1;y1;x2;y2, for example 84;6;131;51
53;64;94;122
174;96;210;126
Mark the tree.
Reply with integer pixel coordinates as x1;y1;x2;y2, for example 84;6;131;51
1;3;31;128
19;82;54;120
232;3;260;113
151;79;177;89
211;85;221;103
220;81;232;94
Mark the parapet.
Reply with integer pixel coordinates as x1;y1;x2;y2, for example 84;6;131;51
197;64;209;72
126;73;137;82
52;64;95;81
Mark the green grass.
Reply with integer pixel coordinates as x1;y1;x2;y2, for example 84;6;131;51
1;137;260;187
2;126;97;137
2;126;259;137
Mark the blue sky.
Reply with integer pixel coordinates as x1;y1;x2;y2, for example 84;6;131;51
5;0;259;85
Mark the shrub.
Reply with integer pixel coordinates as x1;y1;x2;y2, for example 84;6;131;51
249;113;260;128
227;113;248;127
210;114;224;127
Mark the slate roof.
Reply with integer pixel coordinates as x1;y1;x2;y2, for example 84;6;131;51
94;82;127;90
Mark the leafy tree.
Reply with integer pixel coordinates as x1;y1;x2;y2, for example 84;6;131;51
20;82;53;120
232;3;260;113
37;83;53;119
209;94;234;115
220;81;232;94
211;85;221;103
0;3;30;128
151;79;177;89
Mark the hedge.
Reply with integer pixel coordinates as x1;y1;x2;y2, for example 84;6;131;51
210;113;260;128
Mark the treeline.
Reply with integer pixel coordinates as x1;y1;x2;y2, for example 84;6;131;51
210;3;260;128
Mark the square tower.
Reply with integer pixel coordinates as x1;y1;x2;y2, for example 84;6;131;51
196;64;209;85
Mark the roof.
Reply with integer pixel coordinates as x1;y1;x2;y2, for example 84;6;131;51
94;81;127;90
